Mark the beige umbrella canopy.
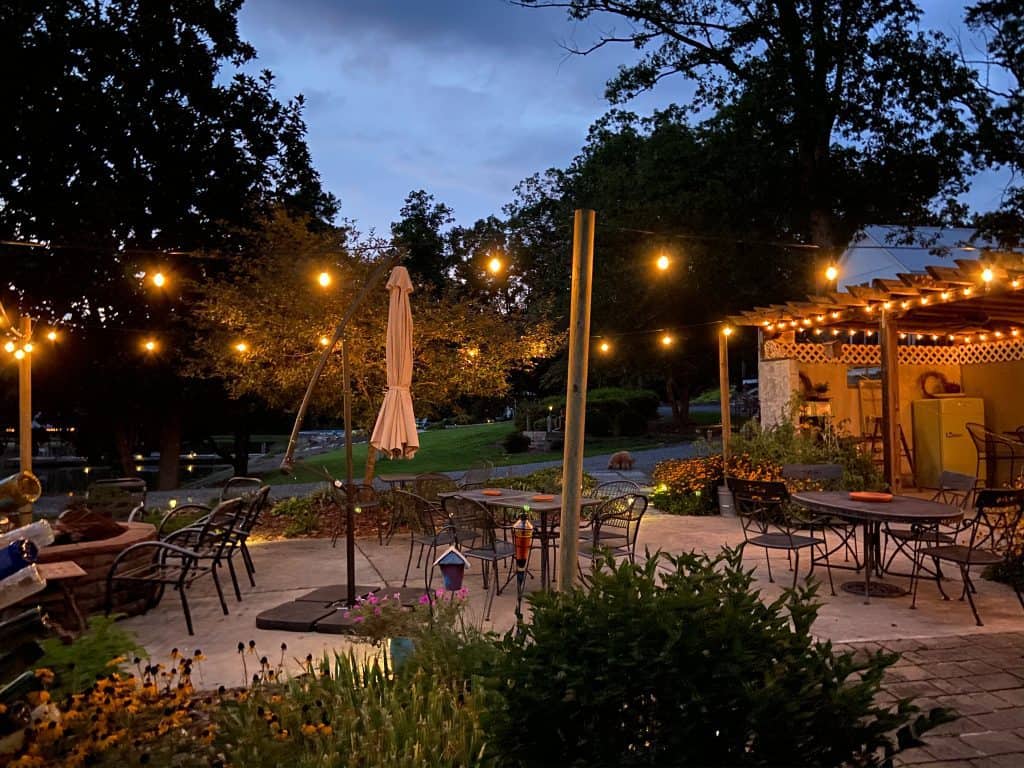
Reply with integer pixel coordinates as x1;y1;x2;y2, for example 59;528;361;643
370;266;420;459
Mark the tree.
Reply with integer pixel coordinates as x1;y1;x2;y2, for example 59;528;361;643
0;0;336;487
967;0;1024;245
521;0;981;249
190;210;557;478
390;190;455;292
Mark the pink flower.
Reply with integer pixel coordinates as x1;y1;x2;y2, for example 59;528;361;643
373;607;382;616
418;594;431;605
367;594;378;605
393;593;401;600
353;616;365;623
435;588;444;598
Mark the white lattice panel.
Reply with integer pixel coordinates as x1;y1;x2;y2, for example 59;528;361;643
762;339;1024;366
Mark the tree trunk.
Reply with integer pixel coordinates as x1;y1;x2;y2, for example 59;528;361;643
363;441;378;486
158;409;181;491
114;420;135;476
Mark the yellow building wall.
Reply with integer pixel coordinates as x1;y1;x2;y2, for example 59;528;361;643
960;360;1024;435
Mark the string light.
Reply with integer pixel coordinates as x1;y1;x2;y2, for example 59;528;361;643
319;336;330;347
995;331;1004;339
13;349;24;360
3;341;13;353
883;301;892;310
661;334;673;346
899;333;907;340
1014;329;1021;338
940;291;950;300
963;287;973;297
151;272;166;288
1013;280;1021;289
813;328;823;336
656;254;670;271
23;342;33;353
901;300;910;309
487;256;503;275
318;271;331;288
864;305;874;313
830;311;841;319
599;341;610;353
234;341;249;353
46;330;58;341
931;335;939;341
825;265;838;282
919;297;929;305
143;339;157;352
981;267;994;284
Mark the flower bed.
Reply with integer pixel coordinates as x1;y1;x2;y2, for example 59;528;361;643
650;454;778;514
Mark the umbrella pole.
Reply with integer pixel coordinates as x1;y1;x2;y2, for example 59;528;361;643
343;338;357;606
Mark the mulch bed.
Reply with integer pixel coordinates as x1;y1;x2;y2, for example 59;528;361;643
251;500;388;542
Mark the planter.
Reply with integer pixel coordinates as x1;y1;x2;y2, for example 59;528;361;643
717;485;736;517
388;637;416;670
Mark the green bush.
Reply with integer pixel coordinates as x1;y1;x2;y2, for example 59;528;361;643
37;615;145;698
614;408;648;436
502;430;532;453
490;550;952;767
516;387;659;432
270;492;327;537
585;410;613;436
492;466;597;495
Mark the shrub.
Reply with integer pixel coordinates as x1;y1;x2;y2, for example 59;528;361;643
613;408;647;436
516;387;659;431
490;550;952;767
585;409;612;436
502;430;532;453
492;466;597;495
36;615;145;697
269;492;328;537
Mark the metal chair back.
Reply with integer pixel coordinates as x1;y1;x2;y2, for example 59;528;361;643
441;495;494;550
931;470;976;510
965;488;1024;560
459;460;494;489
591;480;642;499
220;476;263;502
590;492;648;559
414;472;457;501
727;477;792;537
391;489;441;535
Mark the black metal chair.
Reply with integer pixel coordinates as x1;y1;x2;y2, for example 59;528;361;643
414;472;458;502
458;460;494;490
219;476;263;502
394;490;461;587
590;480;642;500
729;478;834;593
967;423;1024;488
882;471;974;578
105;497;245;635
781;464;860;572
325;479;383;546
578;492;649;567
441;495;512;620
911;488;1024;626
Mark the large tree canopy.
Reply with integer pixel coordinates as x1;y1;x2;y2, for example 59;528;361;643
522;0;982;247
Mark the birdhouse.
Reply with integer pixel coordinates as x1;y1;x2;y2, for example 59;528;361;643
433;546;470;591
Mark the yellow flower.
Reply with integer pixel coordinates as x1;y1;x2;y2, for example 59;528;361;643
301;723;318;736
34;668;55;686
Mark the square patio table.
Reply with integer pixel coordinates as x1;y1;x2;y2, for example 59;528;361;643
438;489;602;590
791;491;962;603
376;472;420;489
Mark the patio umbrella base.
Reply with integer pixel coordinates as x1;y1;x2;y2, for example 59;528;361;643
840;581;907;598
295;584;381;605
255;601;337;632
314;608;371;635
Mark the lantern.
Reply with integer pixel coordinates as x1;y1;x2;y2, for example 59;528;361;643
511;509;534;626
433;546;470;592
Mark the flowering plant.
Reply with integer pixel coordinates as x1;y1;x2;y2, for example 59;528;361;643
342;588;469;644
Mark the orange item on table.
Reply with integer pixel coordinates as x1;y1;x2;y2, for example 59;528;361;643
531;495;554;502
849;491;894;503
482;489;503;497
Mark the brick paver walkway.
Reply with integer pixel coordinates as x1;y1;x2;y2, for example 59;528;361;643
841;632;1024;767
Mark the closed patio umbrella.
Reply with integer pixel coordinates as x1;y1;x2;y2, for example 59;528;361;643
370;266;419;459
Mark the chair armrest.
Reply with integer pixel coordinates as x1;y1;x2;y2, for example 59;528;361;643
107;540;201;576
157;504;212;538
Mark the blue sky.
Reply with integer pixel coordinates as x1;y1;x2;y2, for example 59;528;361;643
238;0;1010;234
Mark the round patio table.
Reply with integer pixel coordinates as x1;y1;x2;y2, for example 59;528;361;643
791;491;962;603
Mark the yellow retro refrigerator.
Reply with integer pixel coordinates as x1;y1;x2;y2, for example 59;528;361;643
912;397;985;488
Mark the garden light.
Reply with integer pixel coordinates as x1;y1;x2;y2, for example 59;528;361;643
511;509;534;627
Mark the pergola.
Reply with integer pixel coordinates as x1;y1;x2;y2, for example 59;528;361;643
724;251;1024;488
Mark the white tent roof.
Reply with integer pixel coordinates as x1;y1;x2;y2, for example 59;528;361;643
836;225;996;289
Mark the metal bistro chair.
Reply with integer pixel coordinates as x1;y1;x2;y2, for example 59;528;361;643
781;464;861;572
578;492;649;570
729;478;834;594
911;488;1024;626
220;476;264;502
325;479;383;546
458;460;494;490
590;480;642;500
967;423;1024;488
882;471;974;578
414;472;458;502
442;495;513;620
394;490;464;587
106;497;245;635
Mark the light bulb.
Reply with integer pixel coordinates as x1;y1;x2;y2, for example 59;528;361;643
13;349;25;360
661;334;673;346
23;343;33;353
487;256;503;275
982;267;994;283
599;341;610;353
234;341;248;353
152;272;166;288
144;339;156;352
722;326;733;337
656;254;670;271
825;265;838;281
318;271;331;288
3;341;14;353
47;330;58;341
319;336;330;347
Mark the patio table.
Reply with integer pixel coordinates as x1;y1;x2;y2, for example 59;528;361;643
791;491;962;603
438;489;602;590
376;472;420;489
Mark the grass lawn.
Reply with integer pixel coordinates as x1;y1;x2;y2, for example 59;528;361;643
264;422;682;485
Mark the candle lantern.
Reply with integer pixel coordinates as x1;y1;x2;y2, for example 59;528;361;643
511;508;534;626
433;546;470;592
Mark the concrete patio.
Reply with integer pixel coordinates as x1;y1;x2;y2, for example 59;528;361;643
113;511;1024;766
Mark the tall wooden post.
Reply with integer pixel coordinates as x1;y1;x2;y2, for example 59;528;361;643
342;337;357;605
559;209;595;591
718;330;731;462
879;311;901;490
19;316;32;473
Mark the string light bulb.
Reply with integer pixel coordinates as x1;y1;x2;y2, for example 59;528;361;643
143;339;157;352
656;254;670;271
1013;329;1021;338
487;256;503;275
13;349;24;360
825;265;838;282
23;342;32;353
982;267;994;284
152;272;166;288
661;334;673;347
3;341;14;353
46;330;57;341
319;335;331;347
318;271;331;288
599;341;610;353
722;326;734;337
963;287;973;297
234;341;249;353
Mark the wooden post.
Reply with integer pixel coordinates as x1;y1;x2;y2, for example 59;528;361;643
879;311;901;490
559;209;595;591
19;316;32;474
718;330;731;462
342;337;357;606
